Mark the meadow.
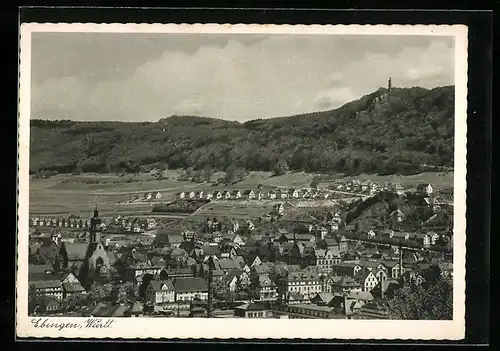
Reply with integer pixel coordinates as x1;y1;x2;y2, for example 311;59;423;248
28;170;454;217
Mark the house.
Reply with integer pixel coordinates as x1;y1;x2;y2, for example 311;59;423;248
188;191;196;199
212;231;223;244
315;226;328;240
273;203;284;216
331;262;363;278
250;255;262;268
394;184;405;195
315;247;341;273
289;189;300;199
222;269;241;292
283;271;322;299
146;280;175;305
159;267;194;281
256;191;264;200
329;276;363;294
198;191;204;199
126;262;163;282
367;230;376;238
413;233;431;248
277;189;288;200
389;209;406;223
382;260;405;279
354;269;379;292
310;292;334;306
251;274;278;301
214;191;223;200
232;190;242;199
61;272;85;298
146;192;153;200
417;183;434;196
243;189;256;200
30;295;62;315
173;277;208;302
206;192;213;200
29;280;63;300
234;303;270;318
155;192;163;200
393;232;410;241
429;232;440;245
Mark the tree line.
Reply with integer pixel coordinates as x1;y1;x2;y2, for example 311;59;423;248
30;86;454;177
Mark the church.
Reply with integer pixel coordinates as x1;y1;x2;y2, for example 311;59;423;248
59;204;110;287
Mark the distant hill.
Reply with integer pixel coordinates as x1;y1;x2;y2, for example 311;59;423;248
29;85;454;176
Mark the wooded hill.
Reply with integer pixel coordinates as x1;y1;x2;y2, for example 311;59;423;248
30;85;454;176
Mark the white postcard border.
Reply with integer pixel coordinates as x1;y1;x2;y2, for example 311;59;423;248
17;23;468;340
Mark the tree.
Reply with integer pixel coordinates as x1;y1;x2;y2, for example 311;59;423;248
61;293;87;312
387;278;453;320
111;282;137;304
225;165;237;184
273;159;289;176
87;283;113;304
203;164;213;182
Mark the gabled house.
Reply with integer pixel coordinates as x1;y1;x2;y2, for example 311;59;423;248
188;191;196;199
268;190;277;200
147;280;175;305
251;274;278;301
155;192;163;200
367;230;376;238
243;190;255;200
289;189;300;199
223;191;232;200
232;190;242;199
214;191;223;200
206;192;213;200
198;191;205;199
354;269;379;292
417;184;434;196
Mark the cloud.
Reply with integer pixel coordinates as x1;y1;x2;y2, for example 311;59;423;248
31;35;454;122
314;87;356;109
175;99;204;115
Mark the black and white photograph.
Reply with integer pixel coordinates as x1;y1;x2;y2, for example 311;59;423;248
17;23;467;340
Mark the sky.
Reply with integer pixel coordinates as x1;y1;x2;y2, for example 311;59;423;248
30;33;455;122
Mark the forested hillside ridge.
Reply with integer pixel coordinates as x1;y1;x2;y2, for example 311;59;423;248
30;85;454;177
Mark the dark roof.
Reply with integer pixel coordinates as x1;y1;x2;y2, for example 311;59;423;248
29;264;53;274
235;302;267;311
173;277;208;292
149;280;175;292
63;243;89;260
62;282;85;293
29;280;62;289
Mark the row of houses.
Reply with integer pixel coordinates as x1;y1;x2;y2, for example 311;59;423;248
30;217;97;230
129;192;164;202
178;188;336;201
365;229;441;248
321;180;434;197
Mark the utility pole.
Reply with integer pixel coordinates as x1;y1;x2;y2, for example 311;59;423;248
207;255;214;318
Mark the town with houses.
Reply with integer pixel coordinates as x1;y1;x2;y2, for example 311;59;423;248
28;178;454;320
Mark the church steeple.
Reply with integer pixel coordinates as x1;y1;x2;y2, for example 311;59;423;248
388;77;392;92
90;197;102;244
93;197;99;218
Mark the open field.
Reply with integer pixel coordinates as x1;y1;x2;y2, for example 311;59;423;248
29;171;454;217
190;201;275;220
